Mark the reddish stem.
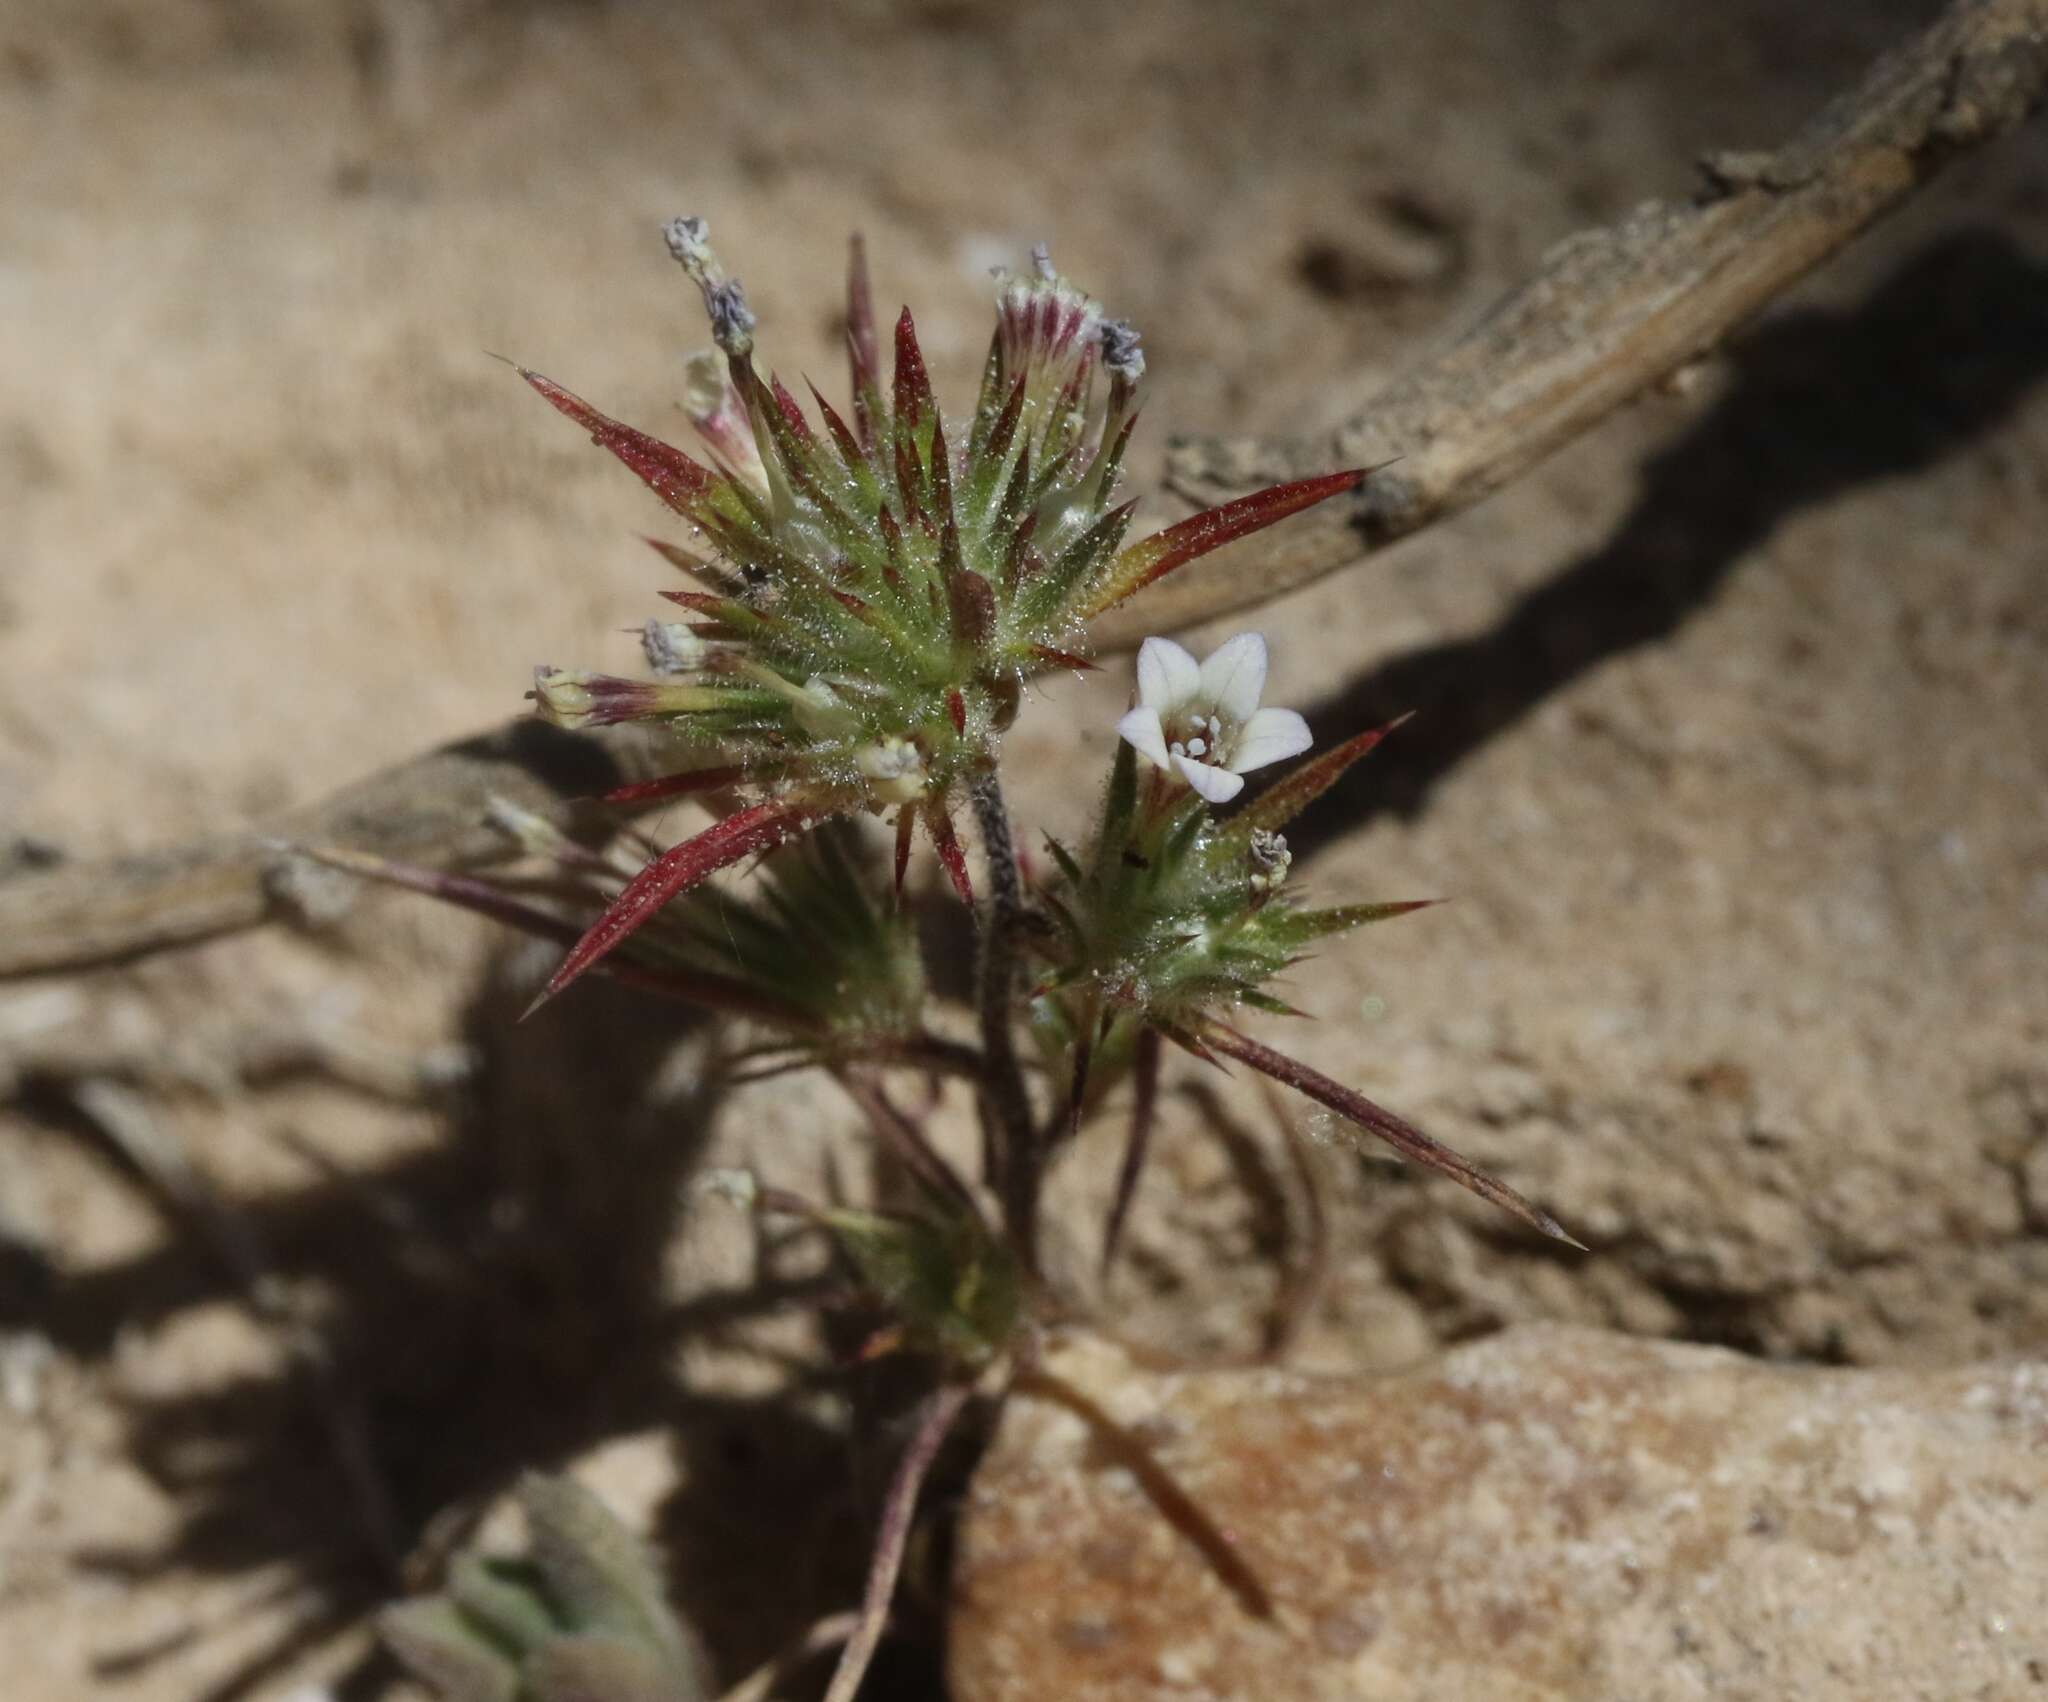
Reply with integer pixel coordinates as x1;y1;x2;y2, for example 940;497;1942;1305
820;1383;970;1702
966;768;1041;1271
1099;1023;1161;1280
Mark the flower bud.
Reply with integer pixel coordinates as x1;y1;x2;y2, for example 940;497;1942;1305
791;678;857;740
1099;317;1145;385
682;350;768;494
641;619;706;676
664;214;755;357
530;667;755;729
856;737;928;804
1247;828;1292;904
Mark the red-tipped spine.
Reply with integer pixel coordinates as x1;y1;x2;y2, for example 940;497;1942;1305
1199;1023;1584;1248
520;369;715;517
1231;712;1413;838
525;793;840;1016
1024;643;1096;674
768;374;816;444
600;765;753;806
808;379;869;477
893;803;916;900
891;307;936;432
925;803;975;907
1077;468;1370;618
302;845;818;1030
980;373;1028;479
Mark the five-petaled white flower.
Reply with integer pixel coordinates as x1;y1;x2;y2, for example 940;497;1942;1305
1115;633;1313;804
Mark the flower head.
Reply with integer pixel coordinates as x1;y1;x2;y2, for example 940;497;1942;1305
513;224;1367;1007
1113;633;1312;803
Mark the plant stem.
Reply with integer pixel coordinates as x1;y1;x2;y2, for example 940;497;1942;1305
965;766;1041;1268
1099;1022;1160;1280
713;1611;860;1702
820;1382;971;1702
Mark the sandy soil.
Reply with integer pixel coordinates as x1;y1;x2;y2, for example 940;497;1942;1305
2;1;2045;1697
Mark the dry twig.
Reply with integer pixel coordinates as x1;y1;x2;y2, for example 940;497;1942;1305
2;0;2042;982
1102;0;2048;644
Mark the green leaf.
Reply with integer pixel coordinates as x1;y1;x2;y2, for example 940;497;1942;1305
1225;716;1411;840
821;1208;1022;1364
1093;738;1139;874
527;1633;701;1702
447;1556;557;1654
1043;835;1085;886
380;1600;519;1702
1267;899;1438;948
519;1476;688;1664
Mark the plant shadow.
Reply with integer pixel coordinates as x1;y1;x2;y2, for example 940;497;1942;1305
13;225;2048;1702
16;947;893;1701
1277;227;2048;857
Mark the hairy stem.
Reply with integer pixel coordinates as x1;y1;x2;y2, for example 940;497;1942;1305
820;1382;971;1702
965;766;1041;1268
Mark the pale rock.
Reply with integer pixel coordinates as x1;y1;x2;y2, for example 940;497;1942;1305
951;1326;2048;1701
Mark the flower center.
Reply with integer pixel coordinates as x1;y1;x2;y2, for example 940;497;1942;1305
1166;709;1232;766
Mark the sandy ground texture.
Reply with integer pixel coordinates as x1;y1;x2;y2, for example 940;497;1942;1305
2;0;2046;1698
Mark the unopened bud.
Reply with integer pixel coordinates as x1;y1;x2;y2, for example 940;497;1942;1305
641;619;706;676
1247;828;1292;902
682;349;767;492
791;678;856;740
663;214;754;357
730;659;858;739
531;666;612;728
1099;317;1145;383
856;737;927;804
530;667;749;729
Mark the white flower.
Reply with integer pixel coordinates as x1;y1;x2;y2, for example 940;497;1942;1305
1114;633;1313;804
